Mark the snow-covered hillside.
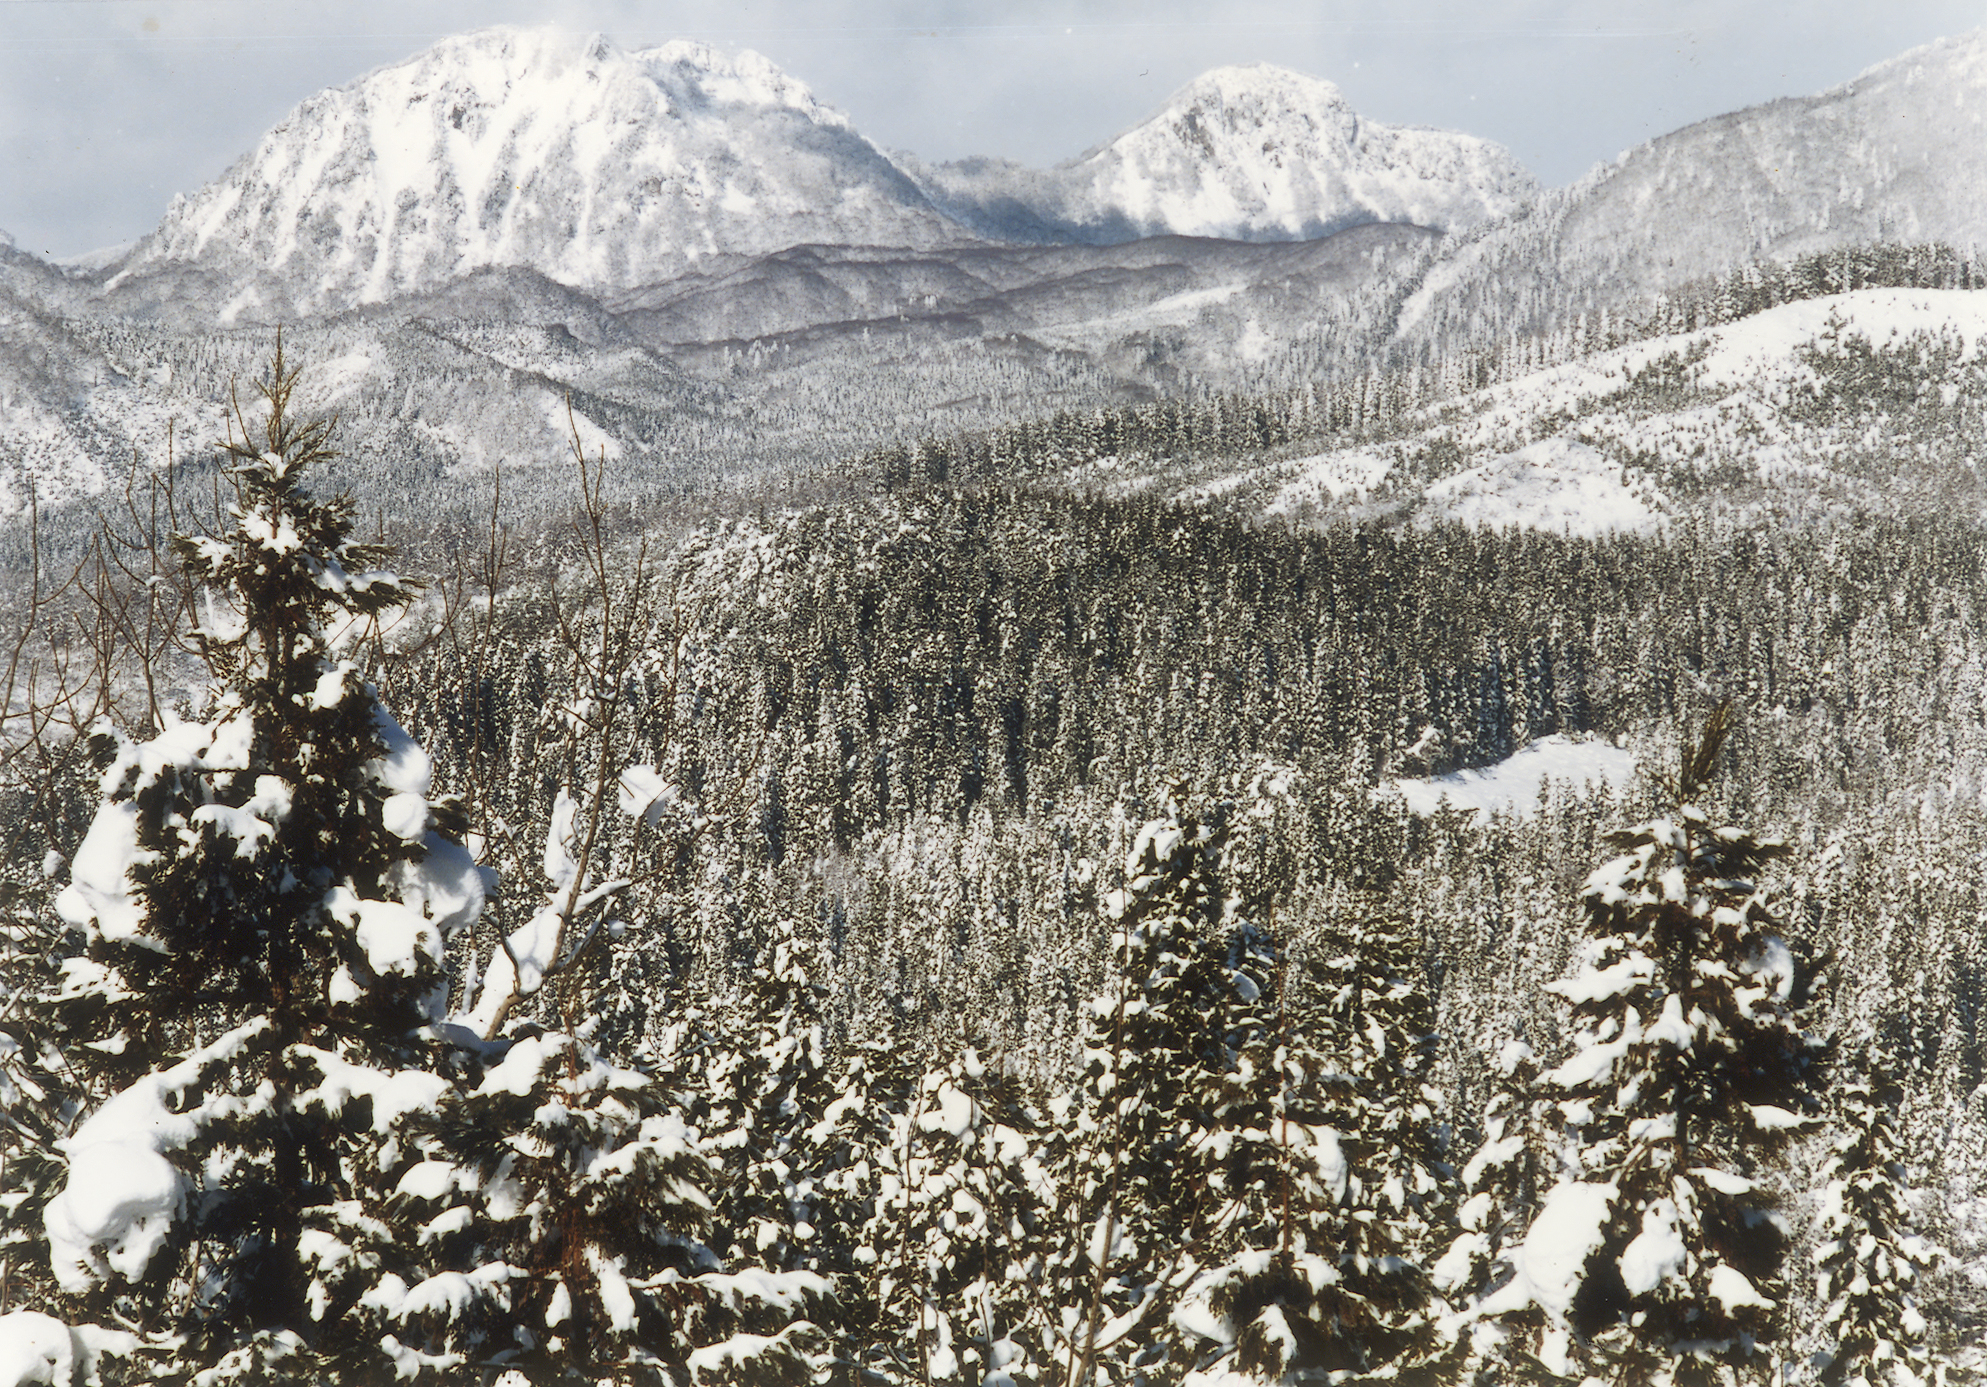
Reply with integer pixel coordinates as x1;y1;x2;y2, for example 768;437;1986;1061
1211;287;1987;529
1392;29;1987;357
109;27;965;318
912;64;1538;244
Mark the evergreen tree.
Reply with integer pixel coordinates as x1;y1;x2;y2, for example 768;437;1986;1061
1443;1033;1569;1385
1285;901;1457;1383
1043;802;1252;1385
855;1044;1046;1385
1040;779;1463;1386
0;869;77;1326
37;344;480;1379
1814;1045;1945;1387
823;1026;923;1384
1166;909;1404;1386
700;912;843;1282
1519;708;1821;1384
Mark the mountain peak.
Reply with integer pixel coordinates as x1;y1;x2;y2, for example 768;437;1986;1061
918;61;1537;245
1171;62;1349;108
1063;62;1365;174
637;38;843;125
113;26;958;318
1846;23;1987;85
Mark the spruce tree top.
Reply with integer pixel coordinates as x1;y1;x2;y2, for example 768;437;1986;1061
180;338;414;697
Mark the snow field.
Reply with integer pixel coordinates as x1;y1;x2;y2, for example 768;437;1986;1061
1394;734;1638;821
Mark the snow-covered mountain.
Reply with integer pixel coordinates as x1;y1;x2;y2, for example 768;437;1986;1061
107;28;967;319
909;64;1538;244
1391;29;1987;357
101;36;1534;322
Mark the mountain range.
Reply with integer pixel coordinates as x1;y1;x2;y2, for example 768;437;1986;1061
2;25;1986;542
93;28;1531;322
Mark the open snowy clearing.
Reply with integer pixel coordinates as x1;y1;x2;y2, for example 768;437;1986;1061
1394;735;1640;821
1417;437;1666;538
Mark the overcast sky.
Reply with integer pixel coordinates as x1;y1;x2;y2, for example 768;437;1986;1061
2;0;1983;258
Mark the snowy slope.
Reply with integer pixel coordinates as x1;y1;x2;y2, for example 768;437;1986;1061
1209;287;1987;530
1393;30;1987;356
109;27;966;319
1418;438;1666;537
912;64;1537;244
1424;287;1987;472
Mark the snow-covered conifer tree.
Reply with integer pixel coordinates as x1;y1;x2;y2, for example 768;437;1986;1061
0;872;77;1328
1440;1035;1565;1384
1499;708;1820;1384
822;1025;922;1381
846;1043;1047;1385
700;912;844;1282
1814;1046;1944;1387
1044;802;1245;1385
32;344;487;1379
1271;901;1456;1382
1043;785;1457;1387
1165;911;1377;1387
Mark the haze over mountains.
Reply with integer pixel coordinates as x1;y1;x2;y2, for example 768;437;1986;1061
1;24;1985;535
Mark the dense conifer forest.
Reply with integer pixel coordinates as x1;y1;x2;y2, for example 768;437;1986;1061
0;320;1984;1383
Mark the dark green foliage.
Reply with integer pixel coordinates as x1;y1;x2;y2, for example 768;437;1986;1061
1538;712;1822;1384
1815;1047;1945;1386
